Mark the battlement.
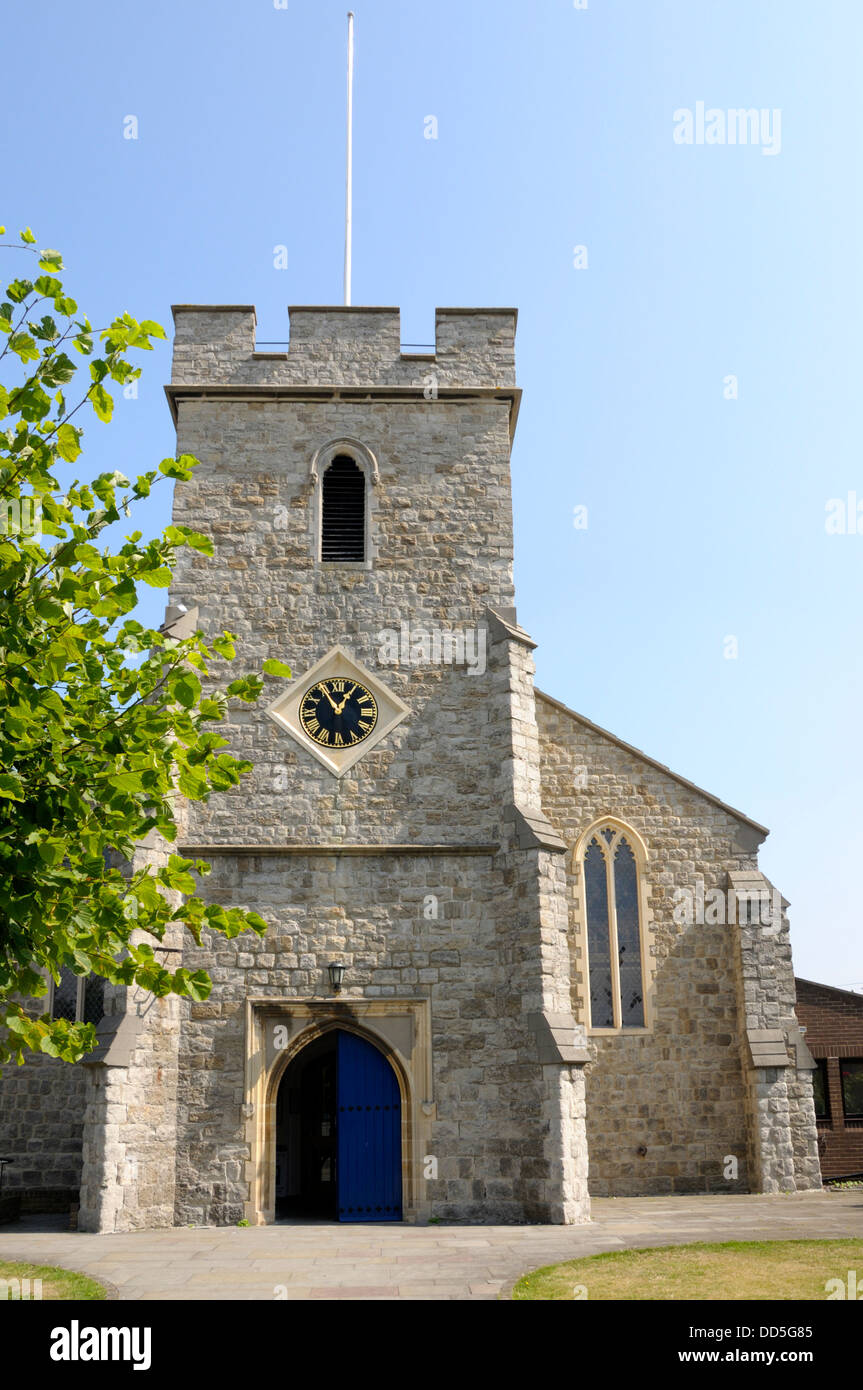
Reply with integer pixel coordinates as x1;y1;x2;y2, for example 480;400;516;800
170;304;517;390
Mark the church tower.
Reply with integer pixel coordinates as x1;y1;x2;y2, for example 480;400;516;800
87;303;591;1226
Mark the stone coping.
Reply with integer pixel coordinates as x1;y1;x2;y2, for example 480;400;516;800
177;843;500;857
164;384;522;437
535;688;769;838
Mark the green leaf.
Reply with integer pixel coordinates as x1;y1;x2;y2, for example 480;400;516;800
36;840;65;866
165;525;213;556
73;542;103;567
171;967;211;1001
262;659;292;678
55;423;81;462
178;765;209;799
91;382;113;422
30;314;58;341
37;249;64;272
0;773;24;801
158;454;197;481
108;771;145;793
160;856;196;894
139;566;172;588
173;672;202;709
7;278;34;303
34;275;62;298
8;332;39;363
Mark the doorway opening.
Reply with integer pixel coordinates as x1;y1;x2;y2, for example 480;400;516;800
275;1028;402;1222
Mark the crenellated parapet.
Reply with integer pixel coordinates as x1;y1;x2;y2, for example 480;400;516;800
169;304;517;391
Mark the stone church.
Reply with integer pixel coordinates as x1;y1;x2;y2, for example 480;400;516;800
0;304;822;1230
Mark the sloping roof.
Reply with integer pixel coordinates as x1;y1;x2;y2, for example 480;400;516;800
795;977;863;1004
535;688;769;837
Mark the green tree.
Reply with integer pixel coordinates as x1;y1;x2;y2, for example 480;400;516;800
0;226;289;1067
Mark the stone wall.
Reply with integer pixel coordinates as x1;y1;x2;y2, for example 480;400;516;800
536;690;818;1197
159;304;589;1226
170;305;517;389
172;843;581;1225
0;1053;86;1200
730;880;821;1193
77;834;184;1234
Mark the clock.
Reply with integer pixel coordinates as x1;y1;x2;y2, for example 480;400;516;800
299;677;379;749
265;644;410;778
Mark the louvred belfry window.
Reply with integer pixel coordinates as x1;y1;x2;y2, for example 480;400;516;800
582;823;647;1030
321;454;366;561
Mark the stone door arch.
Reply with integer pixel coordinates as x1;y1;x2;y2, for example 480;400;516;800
243;999;433;1225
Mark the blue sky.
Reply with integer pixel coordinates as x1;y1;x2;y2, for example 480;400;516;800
3;0;861;988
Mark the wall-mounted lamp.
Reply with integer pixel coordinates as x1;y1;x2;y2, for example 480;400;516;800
328;962;346;993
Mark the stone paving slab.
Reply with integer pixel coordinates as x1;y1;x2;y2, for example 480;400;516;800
0;1192;860;1301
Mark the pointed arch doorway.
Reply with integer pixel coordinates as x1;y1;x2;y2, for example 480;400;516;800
275;1029;402;1222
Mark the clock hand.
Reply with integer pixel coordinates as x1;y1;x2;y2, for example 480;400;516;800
318;685;340;712
335;684;357;715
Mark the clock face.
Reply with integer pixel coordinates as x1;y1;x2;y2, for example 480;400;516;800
299;677;379;750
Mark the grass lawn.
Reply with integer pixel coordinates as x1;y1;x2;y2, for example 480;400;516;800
0;1260;107;1300
512;1239;863;1300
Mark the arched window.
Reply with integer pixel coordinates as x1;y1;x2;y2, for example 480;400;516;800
321;454;366;561
580;822;648;1031
311;437;378;566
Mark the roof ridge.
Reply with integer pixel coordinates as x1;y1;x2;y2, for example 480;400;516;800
795;976;863;1000
535;688;768;837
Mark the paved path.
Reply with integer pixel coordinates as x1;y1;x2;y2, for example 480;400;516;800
1;1192;861;1300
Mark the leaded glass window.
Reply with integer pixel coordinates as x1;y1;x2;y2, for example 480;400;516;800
581;823;647;1030
585;839;614;1028
51;967;79;1022
82;974;105;1025
50;968;105;1026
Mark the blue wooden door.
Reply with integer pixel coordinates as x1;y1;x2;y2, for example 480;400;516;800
336;1031;402;1222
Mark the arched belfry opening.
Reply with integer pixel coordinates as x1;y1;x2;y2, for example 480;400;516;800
321;454;366;561
275;1028;402;1222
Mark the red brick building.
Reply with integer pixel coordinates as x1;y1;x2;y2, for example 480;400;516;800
795;978;863;1180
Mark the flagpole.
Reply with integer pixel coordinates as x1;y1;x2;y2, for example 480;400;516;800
344;11;354;306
